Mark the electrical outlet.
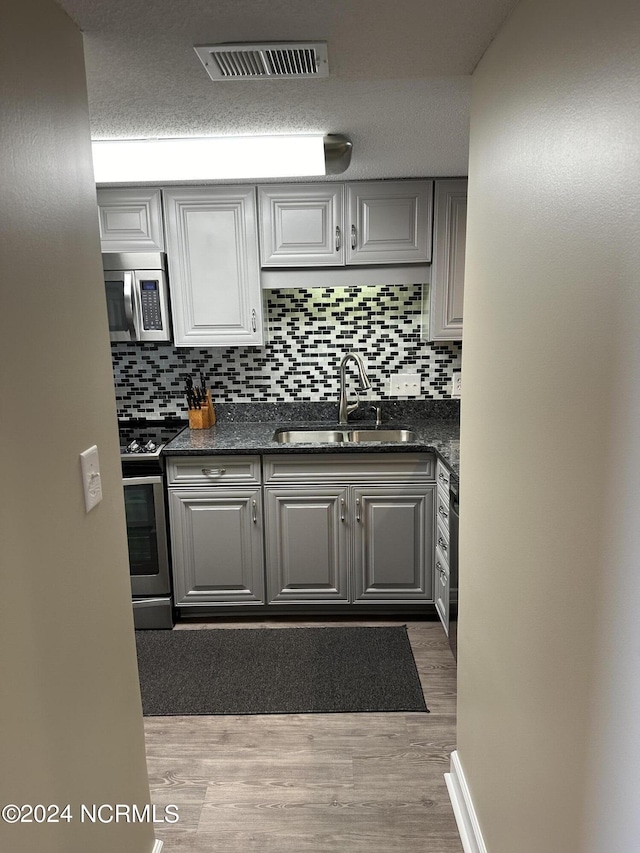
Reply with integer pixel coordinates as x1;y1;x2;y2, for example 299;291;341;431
390;373;421;397
80;445;103;512
451;370;462;398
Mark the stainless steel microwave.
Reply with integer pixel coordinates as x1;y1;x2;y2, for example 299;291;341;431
103;252;171;343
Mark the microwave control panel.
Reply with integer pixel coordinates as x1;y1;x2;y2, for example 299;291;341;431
140;280;163;330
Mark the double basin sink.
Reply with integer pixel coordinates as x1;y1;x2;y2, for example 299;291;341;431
274;427;415;445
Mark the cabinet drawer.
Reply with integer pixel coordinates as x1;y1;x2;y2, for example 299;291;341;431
436;460;452;494
166;455;261;487
435;550;450;635
263;453;435;484
436;489;450;528
436;517;450;561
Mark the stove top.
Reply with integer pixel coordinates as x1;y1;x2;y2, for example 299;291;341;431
118;418;186;460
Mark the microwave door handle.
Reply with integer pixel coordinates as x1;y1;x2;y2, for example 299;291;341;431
123;271;136;338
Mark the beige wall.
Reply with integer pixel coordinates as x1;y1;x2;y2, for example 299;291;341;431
0;2;155;851
457;0;640;850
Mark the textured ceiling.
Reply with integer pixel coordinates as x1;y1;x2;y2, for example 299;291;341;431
55;0;519;179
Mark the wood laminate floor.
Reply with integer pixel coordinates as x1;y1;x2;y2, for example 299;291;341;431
144;618;462;853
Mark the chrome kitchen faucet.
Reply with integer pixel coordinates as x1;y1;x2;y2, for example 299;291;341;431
338;351;372;425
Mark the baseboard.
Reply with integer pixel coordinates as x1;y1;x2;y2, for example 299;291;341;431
444;751;488;853
151;840;163;853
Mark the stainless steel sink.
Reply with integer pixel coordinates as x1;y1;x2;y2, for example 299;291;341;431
273;429;345;444
349;429;415;443
273;427;415;444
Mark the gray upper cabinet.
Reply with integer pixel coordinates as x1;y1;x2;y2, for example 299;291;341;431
163;186;264;347
428;179;467;341
346;180;433;265
258;184;345;267
97;187;164;252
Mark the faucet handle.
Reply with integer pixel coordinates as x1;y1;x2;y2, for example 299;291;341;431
369;404;382;426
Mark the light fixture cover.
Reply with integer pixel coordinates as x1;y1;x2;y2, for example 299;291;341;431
91;134;352;183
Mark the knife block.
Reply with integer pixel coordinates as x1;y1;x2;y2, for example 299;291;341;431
188;406;211;429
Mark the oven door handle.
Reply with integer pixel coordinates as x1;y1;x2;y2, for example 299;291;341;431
122;475;163;487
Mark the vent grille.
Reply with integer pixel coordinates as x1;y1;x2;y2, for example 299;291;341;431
194;42;329;81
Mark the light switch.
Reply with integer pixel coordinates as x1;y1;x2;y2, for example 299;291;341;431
80;445;103;512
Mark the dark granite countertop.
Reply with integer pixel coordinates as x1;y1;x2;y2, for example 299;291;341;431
162;402;460;481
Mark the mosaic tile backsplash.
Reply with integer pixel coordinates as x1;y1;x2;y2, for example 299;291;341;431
112;284;462;419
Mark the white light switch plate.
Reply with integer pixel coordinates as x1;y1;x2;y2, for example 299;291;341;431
389;373;421;396
451;370;462;398
80;445;103;512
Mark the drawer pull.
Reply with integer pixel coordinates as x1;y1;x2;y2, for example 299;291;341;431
340;497;346;522
351;224;357;249
438;504;448;519
438;536;448;553
335;225;341;251
438;471;449;485
252;499;257;523
356;497;361;523
202;468;226;477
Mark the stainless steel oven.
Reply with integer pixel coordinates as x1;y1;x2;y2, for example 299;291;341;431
119;419;186;629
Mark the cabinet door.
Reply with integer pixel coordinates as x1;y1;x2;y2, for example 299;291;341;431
428;179;467;341
259;184;344;266
97;188;164;252
353;485;434;602
163;186;264;347
346;180;433;265
264;486;349;603
168;488;264;606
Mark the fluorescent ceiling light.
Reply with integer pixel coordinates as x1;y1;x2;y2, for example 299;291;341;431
91;135;332;183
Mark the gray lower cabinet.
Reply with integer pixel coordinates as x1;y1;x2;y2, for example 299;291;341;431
353;486;434;602
264;486;349;603
263;454;436;606
166;455;265;607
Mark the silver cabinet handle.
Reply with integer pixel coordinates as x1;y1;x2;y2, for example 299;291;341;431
438;536;448;553
351;224;357;249
340;497;345;522
251;308;257;332
438;504;448;519
438;471;449;485
335;225;341;251
252;499;257;523
202;468;226;477
356;497;361;523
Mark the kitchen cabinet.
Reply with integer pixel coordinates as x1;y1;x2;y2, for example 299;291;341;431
258;180;433;268
263;453;435;605
258;184;345;267
163;186;264;347
264;486;350;603
352;486;434;601
97;187;164;252
167;456;264;607
427;179;467;341
434;459;452;633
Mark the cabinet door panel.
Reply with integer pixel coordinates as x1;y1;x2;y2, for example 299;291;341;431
353;486;434;602
169;488;264;605
97;188;164;252
259;184;344;266
346;181;433;264
428;179;467;341
265;487;349;603
164;186;263;347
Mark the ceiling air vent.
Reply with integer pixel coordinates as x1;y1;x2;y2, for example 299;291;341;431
194;42;329;81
